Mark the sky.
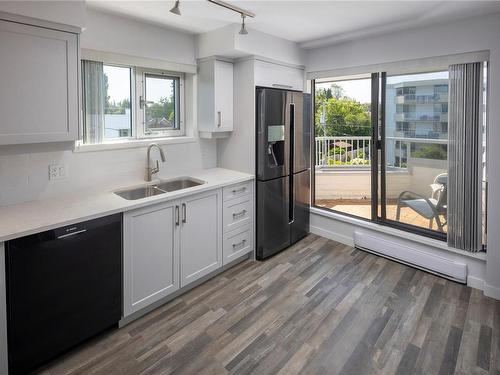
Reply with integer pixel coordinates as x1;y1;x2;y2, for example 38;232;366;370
316;71;448;104
104;65;174;104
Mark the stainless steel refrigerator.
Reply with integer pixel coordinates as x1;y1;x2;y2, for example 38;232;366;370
256;87;311;260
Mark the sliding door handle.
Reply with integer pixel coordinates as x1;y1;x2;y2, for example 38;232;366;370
182;203;187;223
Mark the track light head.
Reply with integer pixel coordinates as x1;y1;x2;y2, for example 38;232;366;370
170;0;181;15
239;14;248;35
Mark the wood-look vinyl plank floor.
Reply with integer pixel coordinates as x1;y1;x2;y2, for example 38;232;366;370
41;234;500;375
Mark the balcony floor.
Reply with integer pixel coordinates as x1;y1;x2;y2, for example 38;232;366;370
315;199;447;232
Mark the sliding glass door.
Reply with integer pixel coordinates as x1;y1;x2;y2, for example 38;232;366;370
380;71;449;238
313;70;450;239
313;76;374;220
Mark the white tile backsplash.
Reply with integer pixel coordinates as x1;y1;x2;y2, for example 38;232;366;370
0;139;217;206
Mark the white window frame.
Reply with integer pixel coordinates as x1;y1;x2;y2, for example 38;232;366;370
79;62;187;149
135;68;185;139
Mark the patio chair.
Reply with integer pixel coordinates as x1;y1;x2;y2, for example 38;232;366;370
396;173;447;231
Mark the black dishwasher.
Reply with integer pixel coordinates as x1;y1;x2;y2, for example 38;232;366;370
5;214;122;375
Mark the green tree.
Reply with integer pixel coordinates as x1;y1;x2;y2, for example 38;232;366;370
315;83;371;137
315;97;371;137
146;97;175;123
146;80;176;124
412;144;447;160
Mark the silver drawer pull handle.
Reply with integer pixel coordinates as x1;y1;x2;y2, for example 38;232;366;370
233;239;247;248
233;210;247;219
232;187;246;194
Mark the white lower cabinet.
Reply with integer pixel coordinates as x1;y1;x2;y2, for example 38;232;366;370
123;188;224;317
123;201;180;317
180;189;222;287
123;183;253;319
222;181;255;265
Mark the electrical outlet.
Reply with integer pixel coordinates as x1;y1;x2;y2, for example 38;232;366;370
48;164;67;180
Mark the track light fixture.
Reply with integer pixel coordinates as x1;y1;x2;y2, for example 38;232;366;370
170;0;254;33
206;0;255;35
170;0;181;16
239;14;248;35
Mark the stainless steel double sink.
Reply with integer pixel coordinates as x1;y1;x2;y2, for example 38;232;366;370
114;177;206;200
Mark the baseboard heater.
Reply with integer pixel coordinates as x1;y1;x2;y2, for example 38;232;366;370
353;231;467;283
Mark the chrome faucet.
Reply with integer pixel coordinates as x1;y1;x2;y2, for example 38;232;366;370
145;143;166;182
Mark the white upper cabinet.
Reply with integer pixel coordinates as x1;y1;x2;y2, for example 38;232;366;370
254;60;304;92
198;58;233;138
0;17;79;145
214;60;234;130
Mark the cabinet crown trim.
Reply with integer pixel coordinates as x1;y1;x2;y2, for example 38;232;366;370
0;10;81;34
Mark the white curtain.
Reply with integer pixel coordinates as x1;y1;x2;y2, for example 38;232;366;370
448;62;483;252
82;60;104;144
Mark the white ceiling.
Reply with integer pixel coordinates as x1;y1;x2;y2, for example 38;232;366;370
88;1;500;48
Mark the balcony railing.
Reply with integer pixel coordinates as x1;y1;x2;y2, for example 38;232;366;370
315;135;450;168
395;93;448;104
394;113;448;122
315;136;371;167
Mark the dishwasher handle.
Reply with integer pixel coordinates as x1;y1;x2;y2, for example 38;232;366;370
57;229;88;239
50;214;121;242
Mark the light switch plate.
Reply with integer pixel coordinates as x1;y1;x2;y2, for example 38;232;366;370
48;164;67;180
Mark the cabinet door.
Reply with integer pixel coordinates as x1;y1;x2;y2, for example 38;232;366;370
124;202;180;316
180;189;222;287
0;20;79;145
214;60;234;130
254;60;304;92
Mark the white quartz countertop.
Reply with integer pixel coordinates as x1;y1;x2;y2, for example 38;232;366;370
0;168;254;242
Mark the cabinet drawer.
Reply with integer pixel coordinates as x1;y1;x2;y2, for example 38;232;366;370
223;180;253;201
223;223;253;265
223;195;252;232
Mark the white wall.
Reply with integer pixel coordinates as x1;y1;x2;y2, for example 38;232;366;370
82;8;196;66
306;12;500;74
306;12;500;298
196;24;242;59
196;24;305;66
0;0;86;28
234;27;305;66
0;9;217;206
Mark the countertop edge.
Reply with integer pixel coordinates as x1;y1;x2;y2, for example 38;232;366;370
0;170;255;243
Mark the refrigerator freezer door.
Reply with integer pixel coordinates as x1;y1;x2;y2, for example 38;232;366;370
291;169;310;244
256;88;290;181
256;176;290;260
292;92;311;174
